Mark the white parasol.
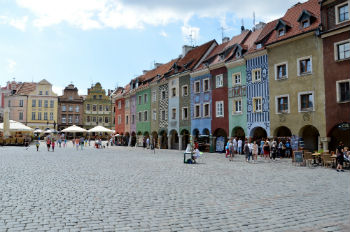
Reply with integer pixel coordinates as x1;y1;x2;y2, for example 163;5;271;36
88;126;113;133
0;120;34;132
61;125;87;133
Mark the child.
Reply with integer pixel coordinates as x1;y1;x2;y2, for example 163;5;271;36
35;140;40;151
51;139;55;152
46;138;51;151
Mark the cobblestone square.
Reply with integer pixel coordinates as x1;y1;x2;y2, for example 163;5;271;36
0;144;349;231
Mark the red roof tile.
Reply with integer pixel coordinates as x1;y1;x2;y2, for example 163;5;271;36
16;82;37;95
265;0;320;46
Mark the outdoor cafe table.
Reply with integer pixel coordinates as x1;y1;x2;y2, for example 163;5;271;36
312;153;321;165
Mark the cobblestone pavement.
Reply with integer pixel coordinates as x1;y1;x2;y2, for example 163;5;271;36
0;143;349;232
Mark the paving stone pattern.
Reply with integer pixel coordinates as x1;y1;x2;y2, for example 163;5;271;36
0;144;349;232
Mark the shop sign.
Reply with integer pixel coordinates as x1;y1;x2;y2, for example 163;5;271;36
338;123;350;131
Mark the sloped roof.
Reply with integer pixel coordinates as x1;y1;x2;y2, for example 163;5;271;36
16;82;37;95
138;58;179;83
265;0;320;46
38;79;51;85
255;19;279;45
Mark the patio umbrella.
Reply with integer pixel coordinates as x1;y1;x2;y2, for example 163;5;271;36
0;120;33;132
88;126;113;133
62;125;87;139
34;129;43;134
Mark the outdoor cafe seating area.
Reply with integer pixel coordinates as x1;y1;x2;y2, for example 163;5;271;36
292;150;349;169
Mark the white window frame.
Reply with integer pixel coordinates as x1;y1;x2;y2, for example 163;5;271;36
75;115;79;123
182;85;188;96
171;87;176;97
275;94;290;114
297;56;312;76
19;112;23;120
232;72;241;86
194;81;200;93
216;101;224;117
252;68;262;83
62;115;66;123
216;74;223;88
203;78;210;92
171;108;176;120
334;39;350;61
152;90;157;102
298;91;315;112
144;94;148;103
274;62;288;80
194;104;201;118
50;112;53;121
125;99;130;109
232;98;243;115
335;1;350;25
182;107;188;120
138;95;142;105
153;110;157;121
336;79;350;103
252;97;263;113
125;115;129;125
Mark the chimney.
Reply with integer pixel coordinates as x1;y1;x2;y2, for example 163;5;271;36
254;22;266;30
143;70;149;75
154;63;163;69
241;26;245;32
222;37;230;43
182;45;193;57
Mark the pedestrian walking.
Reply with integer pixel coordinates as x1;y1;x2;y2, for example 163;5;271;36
75;138;79;150
80;137;84;150
46;138;51;151
271;143;277;160
252;141;258;163
336;141;345;172
58;138;62;148
64;138;67;148
244;141;251;162
232;137;238;155
35;140;40;151
263;142;270;159
238;138;242;155
51;139;55;152
229;139;234;161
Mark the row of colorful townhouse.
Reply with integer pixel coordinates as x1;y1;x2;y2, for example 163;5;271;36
114;0;350;152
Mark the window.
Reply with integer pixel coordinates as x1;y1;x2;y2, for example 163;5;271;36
118;115;121;124
118;101;121;109
153;110;157;121
86;104;90;111
50;112;53;121
45;91;48;95
138;95;142;105
75;106;79;112
32;112;36;120
299;92;314;112
144;111;148;121
256;43;262;49
132;115;135;124
93;95;96;100
62;115;66;123
62;105;66;111
105;117;109;123
32;100;36;107
182;107;188;120
336;3;349;24
203;79;210;92
99;105;103;111
68;115;73;123
182;86;188;96
278;28;285;37
39;91;42;95
99;95;102;99
302;20;310;28
216;101;224;117
138;112;142;122
336;41;350;60
152;91;157;102
19;100;23;107
252;69;262;82
50;100;54;108
44;100;48;108
19;112;23;120
126;115;129;125
125;99;130;108
105;105;109;111
337;80;350;102
171;108;176;120
194;105;200;118
44;112;48;120
171;88;176;97
68;106;73;112
232;73;241;86
93;105;97;111
69;96;73;100
233;99;242;114
194;81;200;93
161;110;166;121
75;115;79;123
38;100;42;108
98;117;102;123
204;103;210;117
92;116;96;123
253;97;262;113
161;90;166;100
276;95;289;114
86;116;90;123
38;112;42;120
216;74;223;88
144;94;148;103
298;57;312;75
275;63;288;80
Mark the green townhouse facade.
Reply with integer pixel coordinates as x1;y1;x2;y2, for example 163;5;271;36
136;86;151;138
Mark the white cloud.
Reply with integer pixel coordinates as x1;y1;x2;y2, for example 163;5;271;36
7;59;16;73
0;16;28;31
160;30;168;37
15;0;306;31
52;85;64;95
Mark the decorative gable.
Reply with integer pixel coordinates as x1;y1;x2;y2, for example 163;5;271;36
275;19;291;37
297;10;316;28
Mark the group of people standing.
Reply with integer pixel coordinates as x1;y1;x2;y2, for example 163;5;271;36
226;137;293;163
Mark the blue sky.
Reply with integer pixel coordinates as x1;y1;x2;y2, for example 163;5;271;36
0;0;303;95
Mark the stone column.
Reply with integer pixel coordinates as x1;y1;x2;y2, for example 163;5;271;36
210;136;216;153
168;134;172;149
158;136;162;149
179;135;183;151
321;137;331;152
